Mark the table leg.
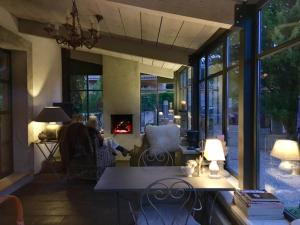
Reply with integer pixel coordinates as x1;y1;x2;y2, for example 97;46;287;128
116;192;121;225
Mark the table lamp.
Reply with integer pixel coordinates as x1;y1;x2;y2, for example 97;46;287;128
35;106;71;140
271;139;300;175
204;139;225;178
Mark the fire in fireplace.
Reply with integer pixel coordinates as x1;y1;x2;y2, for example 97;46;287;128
111;114;133;134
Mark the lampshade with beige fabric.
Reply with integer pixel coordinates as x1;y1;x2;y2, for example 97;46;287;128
204;139;225;178
271;139;300;175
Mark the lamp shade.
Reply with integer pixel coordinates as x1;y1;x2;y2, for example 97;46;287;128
35;107;71;123
271;139;300;161
204;139;225;161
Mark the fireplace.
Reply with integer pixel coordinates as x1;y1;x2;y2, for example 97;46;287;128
111;114;133;134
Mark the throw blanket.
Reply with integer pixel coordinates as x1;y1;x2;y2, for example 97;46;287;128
0;195;24;225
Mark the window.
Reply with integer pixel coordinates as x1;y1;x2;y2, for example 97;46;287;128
198;31;241;176
226;31;241;175
207;43;224;138
140;74;174;132
226;67;239;173
70;74;103;125
199;56;206;140
208;45;223;75
0;49;13;179
207;76;223;137
257;0;300;207
178;67;192;131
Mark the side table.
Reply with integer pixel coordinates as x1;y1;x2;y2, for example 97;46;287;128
33;140;60;176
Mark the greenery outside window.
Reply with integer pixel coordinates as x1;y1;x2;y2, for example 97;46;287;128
261;0;300;52
257;0;300;207
140;74;174;132
70;74;103;125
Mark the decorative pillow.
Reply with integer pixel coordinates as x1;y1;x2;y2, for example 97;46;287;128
145;124;180;155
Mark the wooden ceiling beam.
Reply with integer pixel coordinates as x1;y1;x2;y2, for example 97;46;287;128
106;0;235;29
18;18;192;65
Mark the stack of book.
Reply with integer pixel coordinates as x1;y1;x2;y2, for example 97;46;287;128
233;190;284;219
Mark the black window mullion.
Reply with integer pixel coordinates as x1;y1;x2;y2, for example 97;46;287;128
86;75;89;119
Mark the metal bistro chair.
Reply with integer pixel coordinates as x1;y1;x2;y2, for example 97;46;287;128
138;149;174;167
129;178;202;225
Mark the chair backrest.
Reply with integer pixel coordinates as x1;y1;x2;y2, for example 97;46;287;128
139;178;199;225
138;149;174;167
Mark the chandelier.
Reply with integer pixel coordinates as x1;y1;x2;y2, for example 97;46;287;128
44;0;103;49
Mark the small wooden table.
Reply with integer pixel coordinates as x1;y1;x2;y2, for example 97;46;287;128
95;166;235;225
33;140;59;176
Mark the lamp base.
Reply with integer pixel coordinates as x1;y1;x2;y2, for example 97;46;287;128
279;161;293;172
208;160;222;179
45;123;60;140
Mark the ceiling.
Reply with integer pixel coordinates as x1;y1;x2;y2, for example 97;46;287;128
0;0;250;70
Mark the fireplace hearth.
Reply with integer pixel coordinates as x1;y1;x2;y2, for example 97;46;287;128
111;114;133;134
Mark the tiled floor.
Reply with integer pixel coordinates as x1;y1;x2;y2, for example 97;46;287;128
0;174;133;225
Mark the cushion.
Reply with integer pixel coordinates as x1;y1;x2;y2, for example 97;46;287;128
137;203;200;225
145;124;180;155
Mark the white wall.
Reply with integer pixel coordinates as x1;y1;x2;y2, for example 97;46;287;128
103;55;141;154
0;6;62;174
23;35;62;173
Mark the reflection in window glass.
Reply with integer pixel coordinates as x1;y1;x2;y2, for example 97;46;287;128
227;68;239;174
199;56;206;80
208;45;223;75
258;45;300;206
228;31;240;67
199;82;206;140
261;0;300;51
207;76;223;137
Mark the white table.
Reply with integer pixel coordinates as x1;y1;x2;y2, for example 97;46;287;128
95;166;235;225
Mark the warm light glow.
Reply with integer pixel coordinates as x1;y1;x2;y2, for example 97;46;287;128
174;115;181;119
271;139;300;161
204;139;225;161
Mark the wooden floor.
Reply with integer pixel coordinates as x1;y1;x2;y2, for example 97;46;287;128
0;172;133;225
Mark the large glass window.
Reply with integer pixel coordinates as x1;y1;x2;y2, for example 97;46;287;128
227;67;239;173
140;74;174;132
198;32;241;176
0;49;13;179
258;0;300;208
208;45;223;75
178;68;192;132
258;45;300;207
207;76;223;137
70;74;103;125
226;31;241;175
199;56;206;140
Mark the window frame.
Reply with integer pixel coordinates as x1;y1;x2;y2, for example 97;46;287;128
0;49;13;179
196;30;241;178
70;74;103;120
255;0;300;190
